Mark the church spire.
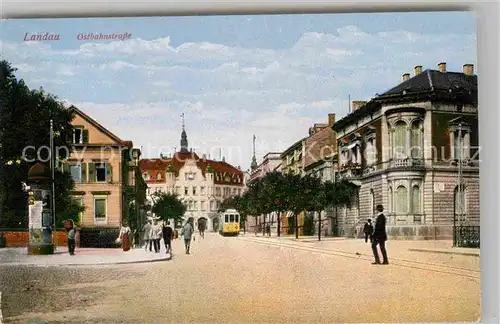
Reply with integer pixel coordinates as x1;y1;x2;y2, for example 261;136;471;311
180;113;189;153
250;134;258;170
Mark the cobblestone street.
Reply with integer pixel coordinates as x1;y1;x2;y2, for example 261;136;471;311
0;233;480;323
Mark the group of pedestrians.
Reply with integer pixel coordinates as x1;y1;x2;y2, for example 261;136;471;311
140;217;200;255
142;218;174;254
363;204;389;265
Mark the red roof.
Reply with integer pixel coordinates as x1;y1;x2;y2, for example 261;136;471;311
139;152;244;186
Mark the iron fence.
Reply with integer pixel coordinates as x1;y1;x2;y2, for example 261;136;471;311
453;225;480;248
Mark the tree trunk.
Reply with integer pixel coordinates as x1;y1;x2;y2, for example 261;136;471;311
277;212;281;237
295;212;299;239
318;211;322;241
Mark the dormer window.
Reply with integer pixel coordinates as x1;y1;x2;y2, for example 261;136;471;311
157;172;162;180
142;172;150;181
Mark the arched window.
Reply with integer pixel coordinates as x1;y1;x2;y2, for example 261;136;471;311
388;187;393;213
157;172;162;180
411;185;420;213
395;185;408;213
394;121;408;159
411;120;423;159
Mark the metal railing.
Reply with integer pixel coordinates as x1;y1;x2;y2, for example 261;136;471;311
453;225;480;248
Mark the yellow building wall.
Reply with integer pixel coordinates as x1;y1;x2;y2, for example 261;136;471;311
69;113;125;228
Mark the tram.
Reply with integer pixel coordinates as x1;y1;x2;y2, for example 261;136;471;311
219;209;240;236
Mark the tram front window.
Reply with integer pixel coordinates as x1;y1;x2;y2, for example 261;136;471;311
235;215;239;223
229;214;235;222
225;215;229;223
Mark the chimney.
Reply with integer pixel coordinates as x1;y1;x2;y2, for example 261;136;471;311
414;65;422;75
463;64;474;75
222;156;225;162
328;113;336;127
202;154;207;161
402;73;410;82
438;62;446;73
352;101;366;112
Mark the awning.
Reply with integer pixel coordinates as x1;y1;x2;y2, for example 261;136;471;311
286;211;293;218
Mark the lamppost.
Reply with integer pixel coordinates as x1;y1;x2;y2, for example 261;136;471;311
49;119;57;249
454;123;465;247
131;148;141;246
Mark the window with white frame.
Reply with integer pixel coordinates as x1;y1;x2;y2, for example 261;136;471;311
157;172;162;180
94;197;107;223
201;201;205;211
93;162;108;182
411;185;420;213
192;186;197;195
394;121;408;159
216;187;221;196
184;187;189;195
200;186;205;195
69;163;83;183
410;120;423;159
73;127;83;144
395;185;408;213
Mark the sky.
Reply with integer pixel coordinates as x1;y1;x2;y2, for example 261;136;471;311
0;12;477;171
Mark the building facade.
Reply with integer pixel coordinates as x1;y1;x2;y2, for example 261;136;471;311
247;152;283;232
303;113;338;236
63;106;146;236
139;121;245;231
333;62;479;239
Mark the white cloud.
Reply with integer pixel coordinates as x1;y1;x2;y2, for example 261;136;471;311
1;24;477;169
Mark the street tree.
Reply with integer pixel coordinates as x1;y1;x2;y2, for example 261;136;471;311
0;59;83;228
151;192;187;226
259;171;288;236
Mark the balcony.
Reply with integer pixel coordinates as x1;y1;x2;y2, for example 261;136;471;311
388;158;425;170
337;162;363;180
386;213;425;225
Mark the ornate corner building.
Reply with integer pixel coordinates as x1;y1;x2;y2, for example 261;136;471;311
139;116;245;231
333;62;479;240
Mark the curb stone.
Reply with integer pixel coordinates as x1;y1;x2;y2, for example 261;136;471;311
0;255;172;267
408;248;479;257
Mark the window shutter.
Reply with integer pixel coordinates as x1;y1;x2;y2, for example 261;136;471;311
62;162;69;173
82;129;89;143
106;163;113;182
88;163;95;182
81;163;87;182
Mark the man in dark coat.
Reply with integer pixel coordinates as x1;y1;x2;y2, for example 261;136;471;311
363;219;373;243
371;204;389;265
162;221;174;254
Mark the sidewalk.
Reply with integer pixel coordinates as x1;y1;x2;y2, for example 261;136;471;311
243;233;479;256
0;247;171;266
240;235;480;270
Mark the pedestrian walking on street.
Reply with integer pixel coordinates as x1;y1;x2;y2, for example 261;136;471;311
371;205;389;265
363;219;373;243
119;222;132;252
181;218;194;254
67;226;76;255
162;220;174;254
150;219;162;253
143;220;152;251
